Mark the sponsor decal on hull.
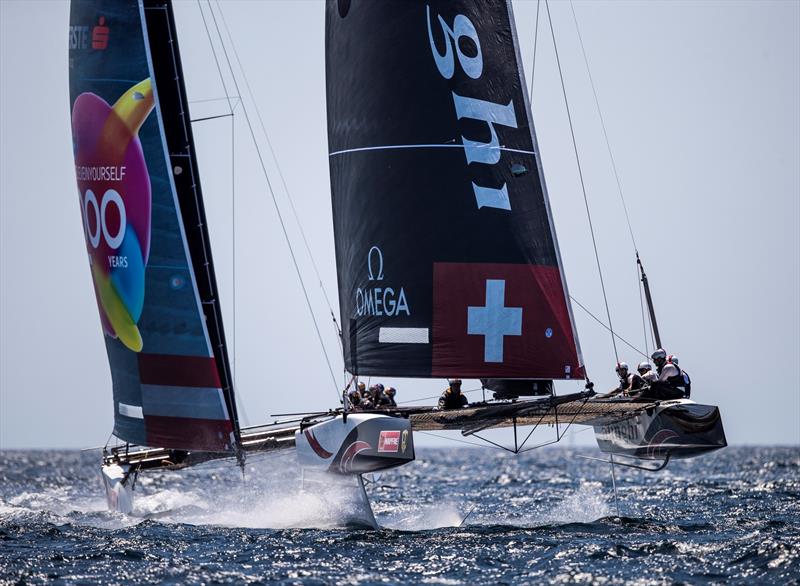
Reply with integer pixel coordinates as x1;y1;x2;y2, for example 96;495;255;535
339;441;372;473
304;430;333;459
377;430;401;453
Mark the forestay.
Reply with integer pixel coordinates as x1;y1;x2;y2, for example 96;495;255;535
69;0;238;452
326;0;583;379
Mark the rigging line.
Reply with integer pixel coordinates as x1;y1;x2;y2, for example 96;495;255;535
397;387;483;405
569;0;637;254
529;0;541;100
518;396;589;453
189;95;241;105
190;113;233;123
569;295;647;359
198;0;246;424
197;2;234;116
207;3;341;402
545;0;619;363
231;86;239;416
214;2;340;338
570;0;650;358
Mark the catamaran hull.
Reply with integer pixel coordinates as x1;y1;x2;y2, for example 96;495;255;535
101;463;134;514
592;400;727;460
296;413;414;474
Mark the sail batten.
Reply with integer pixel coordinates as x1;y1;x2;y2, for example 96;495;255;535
326;0;583;379
69;0;238;451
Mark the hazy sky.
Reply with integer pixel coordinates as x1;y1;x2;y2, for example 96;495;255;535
1;0;798;450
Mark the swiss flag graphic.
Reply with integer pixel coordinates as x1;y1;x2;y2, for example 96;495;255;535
432;263;583;379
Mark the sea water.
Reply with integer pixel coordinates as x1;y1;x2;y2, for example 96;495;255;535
1;446;797;584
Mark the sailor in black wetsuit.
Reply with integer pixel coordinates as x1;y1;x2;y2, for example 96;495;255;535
643;349;688;399
361;386;375;409
613;362;645;396
376;386;397;407
668;355;691;397
438;379;468;410
348;389;362;409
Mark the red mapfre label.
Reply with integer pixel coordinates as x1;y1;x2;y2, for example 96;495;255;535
377;430;401;453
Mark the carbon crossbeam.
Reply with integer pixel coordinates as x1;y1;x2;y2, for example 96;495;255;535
407;396;657;433
103;421;300;471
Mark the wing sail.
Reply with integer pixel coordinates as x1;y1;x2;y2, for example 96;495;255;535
326;0;582;379
69;0;238;451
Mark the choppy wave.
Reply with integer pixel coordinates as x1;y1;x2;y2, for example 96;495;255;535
1;447;798;584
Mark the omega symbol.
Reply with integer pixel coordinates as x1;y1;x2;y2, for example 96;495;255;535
367;246;384;281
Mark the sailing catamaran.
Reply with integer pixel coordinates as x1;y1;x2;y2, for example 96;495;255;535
69;0;726;527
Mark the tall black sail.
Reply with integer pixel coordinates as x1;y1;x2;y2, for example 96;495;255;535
326;0;583;379
69;0;239;451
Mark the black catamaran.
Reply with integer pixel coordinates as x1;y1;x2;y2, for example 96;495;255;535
69;0;726;526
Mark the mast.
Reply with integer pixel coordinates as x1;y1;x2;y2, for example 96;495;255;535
637;253;662;350
69;0;240;453
325;0;583;381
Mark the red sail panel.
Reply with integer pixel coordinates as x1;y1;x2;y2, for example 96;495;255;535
138;354;222;389
144;416;234;453
432;263;583;379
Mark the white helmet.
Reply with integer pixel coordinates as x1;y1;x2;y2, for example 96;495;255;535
651;349;667;362
637;361;652;373
668;355;679;366
616;362;629;374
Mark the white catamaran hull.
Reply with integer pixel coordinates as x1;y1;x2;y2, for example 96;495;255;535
295;413;415;528
296;413;414;474
591;399;727;460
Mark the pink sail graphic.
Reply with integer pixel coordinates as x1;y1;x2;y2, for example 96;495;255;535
71;79;154;351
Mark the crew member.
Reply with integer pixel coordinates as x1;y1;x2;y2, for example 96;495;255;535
347;389;362;408
637;361;658;385
668;355;691;397
378;386;398;407
361;386;375;409
612;362;644;396
438;379;468;410
372;384;386;407
644;348;687;399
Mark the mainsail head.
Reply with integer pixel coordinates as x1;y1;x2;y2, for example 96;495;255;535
326;0;583;379
69;0;238;451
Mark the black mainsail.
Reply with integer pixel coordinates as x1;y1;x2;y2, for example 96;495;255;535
326;0;583;380
69;0;239;452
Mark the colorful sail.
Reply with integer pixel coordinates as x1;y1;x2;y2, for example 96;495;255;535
326;0;583;379
69;0;238;451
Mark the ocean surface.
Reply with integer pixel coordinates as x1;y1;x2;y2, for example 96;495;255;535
1;446;797;584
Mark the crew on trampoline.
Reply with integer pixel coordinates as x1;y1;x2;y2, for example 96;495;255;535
642;348;691;399
347;388;362;408
438;378;469;410
376;386;397;407
611;361;645;396
637;361;658;385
